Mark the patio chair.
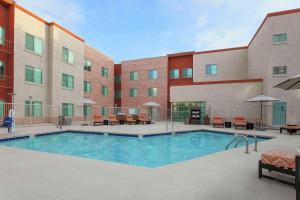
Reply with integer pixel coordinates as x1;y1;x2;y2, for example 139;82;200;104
108;115;119;125
213;116;224;128
280;124;300;135
234;117;247;130
125;115;136;124
258;150;299;193
138;114;151;124
93;115;103;126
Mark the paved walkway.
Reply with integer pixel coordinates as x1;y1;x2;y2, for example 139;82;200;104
0;123;298;200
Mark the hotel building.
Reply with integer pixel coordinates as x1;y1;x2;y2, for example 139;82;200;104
1;0;300;127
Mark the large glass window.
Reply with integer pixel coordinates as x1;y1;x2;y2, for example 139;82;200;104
84;105;91;116
25;101;42;117
170;69;179;79
101;67;109;78
115;75;121;83
0;27;5;45
25;66;42;84
62;47;74;64
84;59;92;71
84;81;92;93
183;68;193;78
130;71;138;80
172;102;206;123
62;103;74;117
130;88;138;97
25;33;43;54
205;64;217;76
148;69;158;80
62;74;74;89
148;87;157;97
272;33;287;44
101;86;108;96
0;100;4;118
115;90;121;99
102;107;108;117
0;61;4;77
273;66;287;75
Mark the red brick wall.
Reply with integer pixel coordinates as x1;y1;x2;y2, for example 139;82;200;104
0;2;14;104
114;64;121;107
121;56;168;119
84;45;114;115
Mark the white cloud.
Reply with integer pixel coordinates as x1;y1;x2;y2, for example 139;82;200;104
16;0;85;32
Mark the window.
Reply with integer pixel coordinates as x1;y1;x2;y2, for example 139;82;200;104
101;107;108;117
183;68;193;78
84;59;92;71
273;66;287;75
0;61;4;77
170;69;179;79
0;27;5;45
272;33;287;44
25;66;42;84
84;81;92;93
62;47;74;64
62;74;74;89
148;87;157;97
130;71;138;80
25;33;43;54
0;100;4;118
62;103;74;117
115;75;121;83
101;86;108;96
25;101;42;117
84;105;91;116
148;69;158;80
130;88;138;97
115;90;121;99
101;67;108;77
205;64;217;76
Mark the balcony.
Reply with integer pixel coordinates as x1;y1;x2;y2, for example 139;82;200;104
0;38;13;54
0;75;13;88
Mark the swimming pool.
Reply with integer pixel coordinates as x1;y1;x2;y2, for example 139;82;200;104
0;131;269;167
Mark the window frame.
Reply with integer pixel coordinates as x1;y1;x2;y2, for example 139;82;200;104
170;69;179;79
62;47;74;64
272;33;288;44
148;87;158;97
101;85;109;96
25;33;43;55
115;75;121;83
115;90;121;99
84;59;92;72
273;66;287;76
130;88;138;97
0;100;4;117
0;60;5;78
182;68;193;78
0;26;5;45
205;64;217;76
101;67;109;78
62;103;74;117
25;65;43;85
84;81;92;93
148;69;158;80
130;71;138;81
62;73;74;89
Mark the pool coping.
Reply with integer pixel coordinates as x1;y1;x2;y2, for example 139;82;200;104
0;128;275;142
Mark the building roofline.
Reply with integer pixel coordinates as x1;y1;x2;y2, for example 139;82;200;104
194;46;248;55
14;4;85;42
249;8;300;46
168;51;195;57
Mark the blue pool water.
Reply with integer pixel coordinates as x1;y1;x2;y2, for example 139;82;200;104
0;131;268;167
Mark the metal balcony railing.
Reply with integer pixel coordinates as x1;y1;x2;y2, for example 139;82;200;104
0;37;13;54
0;74;13;88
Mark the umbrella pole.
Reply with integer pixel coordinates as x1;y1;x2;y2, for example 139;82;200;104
260;101;263;127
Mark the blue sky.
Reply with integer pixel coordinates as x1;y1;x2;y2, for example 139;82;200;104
17;0;300;63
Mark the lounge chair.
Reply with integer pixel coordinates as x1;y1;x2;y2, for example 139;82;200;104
108;115;119;125
125;115;136;124
138;114;151;124
93;115;103;126
280;125;300;135
234;117;247;130
259;150;299;192
213;116;224;128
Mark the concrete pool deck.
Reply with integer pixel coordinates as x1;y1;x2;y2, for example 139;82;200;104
0;122;298;200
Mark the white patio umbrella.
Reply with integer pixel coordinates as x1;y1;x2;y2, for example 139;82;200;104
274;74;300;90
246;95;280;130
143;101;160;120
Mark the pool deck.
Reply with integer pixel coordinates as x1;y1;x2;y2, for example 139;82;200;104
0;122;298;200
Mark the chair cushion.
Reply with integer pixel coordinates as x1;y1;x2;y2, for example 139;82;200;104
261;150;295;169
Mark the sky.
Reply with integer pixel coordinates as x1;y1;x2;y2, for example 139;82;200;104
17;0;300;63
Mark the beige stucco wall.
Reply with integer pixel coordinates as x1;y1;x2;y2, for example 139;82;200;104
170;82;262;121
13;8;50;117
193;49;248;82
248;12;300;124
